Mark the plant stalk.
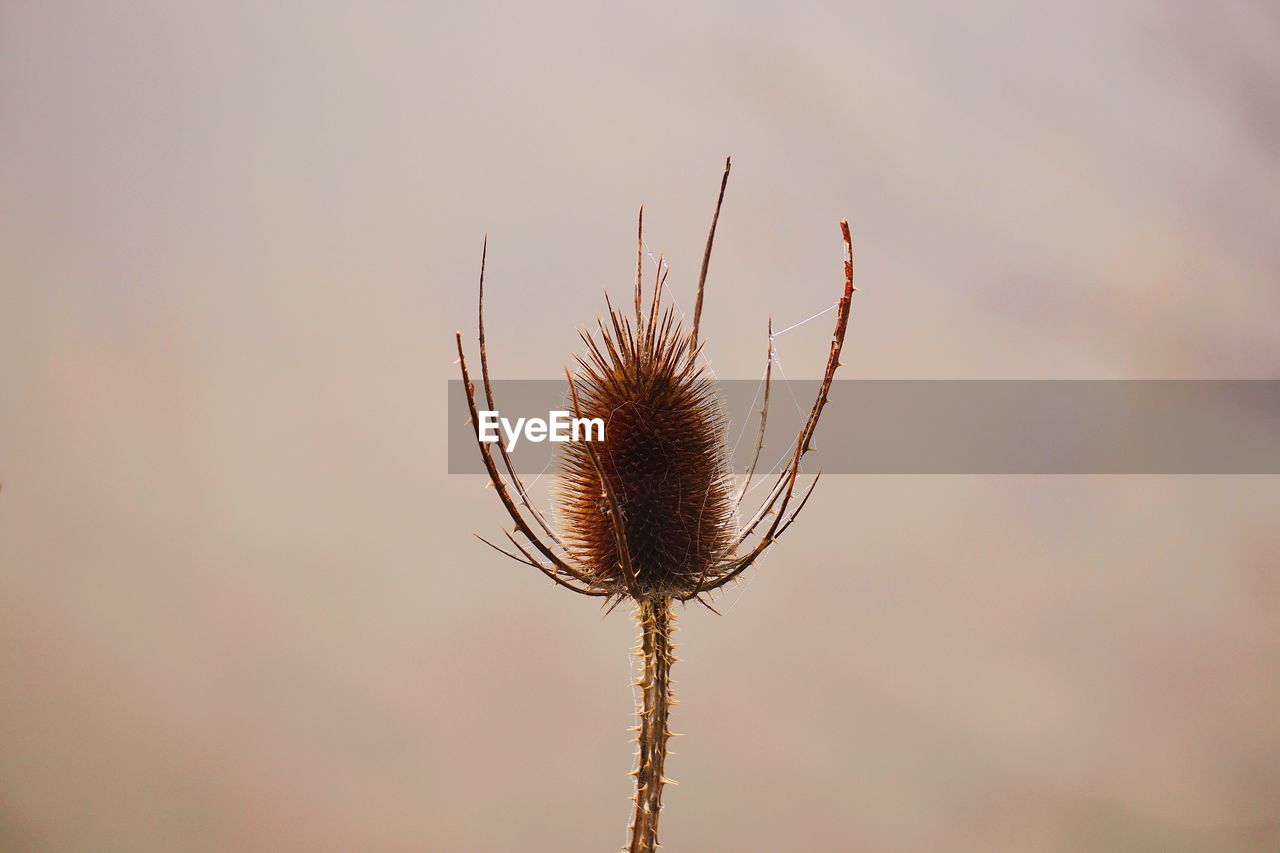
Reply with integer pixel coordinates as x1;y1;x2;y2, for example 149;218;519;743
628;596;675;853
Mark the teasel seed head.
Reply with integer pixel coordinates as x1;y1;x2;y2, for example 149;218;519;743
556;295;737;602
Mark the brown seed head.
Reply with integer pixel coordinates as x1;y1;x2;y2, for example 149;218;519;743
458;160;854;611
556;295;737;601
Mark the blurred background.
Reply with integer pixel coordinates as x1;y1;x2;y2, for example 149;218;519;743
2;2;1278;850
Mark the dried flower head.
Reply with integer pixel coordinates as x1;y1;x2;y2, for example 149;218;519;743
455;159;855;852
556;267;737;602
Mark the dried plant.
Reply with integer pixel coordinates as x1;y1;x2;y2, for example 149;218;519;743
455;159;854;852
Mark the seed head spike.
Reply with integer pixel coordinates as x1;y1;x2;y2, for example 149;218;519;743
690;156;731;351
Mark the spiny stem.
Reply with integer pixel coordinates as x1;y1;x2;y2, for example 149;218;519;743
628;597;675;853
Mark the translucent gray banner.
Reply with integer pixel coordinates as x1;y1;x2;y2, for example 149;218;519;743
447;380;1280;474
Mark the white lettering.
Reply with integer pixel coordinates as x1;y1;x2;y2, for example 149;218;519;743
501;416;525;453
549;410;571;441
573;416;605;442
479;411;606;450
478;411;500;443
